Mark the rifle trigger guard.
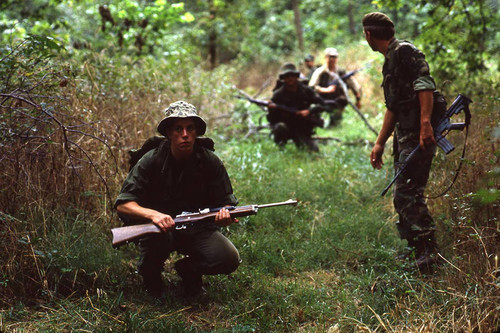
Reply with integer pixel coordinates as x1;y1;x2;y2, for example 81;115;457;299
176;224;187;230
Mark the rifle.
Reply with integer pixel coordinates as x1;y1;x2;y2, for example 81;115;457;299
326;62;372;87
234;94;299;114
326;70;378;136
380;94;472;196
111;199;298;248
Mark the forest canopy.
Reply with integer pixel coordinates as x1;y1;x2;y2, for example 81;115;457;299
1;1;499;332
1;0;498;76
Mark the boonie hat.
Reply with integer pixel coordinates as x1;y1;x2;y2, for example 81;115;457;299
157;101;207;136
279;63;301;79
324;48;339;57
280;62;300;80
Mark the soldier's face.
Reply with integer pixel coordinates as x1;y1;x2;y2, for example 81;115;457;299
364;29;377;51
167;118;197;159
326;55;337;67
283;75;298;86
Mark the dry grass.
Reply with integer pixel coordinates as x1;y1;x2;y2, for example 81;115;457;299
1;47;498;331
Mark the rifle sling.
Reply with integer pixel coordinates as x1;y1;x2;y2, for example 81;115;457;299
425;123;470;199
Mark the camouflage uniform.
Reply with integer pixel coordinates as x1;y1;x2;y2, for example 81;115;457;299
382;38;440;250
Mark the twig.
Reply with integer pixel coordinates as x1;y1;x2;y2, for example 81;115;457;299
312;136;342;142
153;306;193;321
366;304;393;332
229;303;266;321
86;290;125;325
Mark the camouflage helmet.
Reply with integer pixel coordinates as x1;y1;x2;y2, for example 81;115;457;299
157;101;207;136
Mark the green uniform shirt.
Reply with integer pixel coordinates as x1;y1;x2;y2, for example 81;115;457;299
115;139;237;222
382;38;436;130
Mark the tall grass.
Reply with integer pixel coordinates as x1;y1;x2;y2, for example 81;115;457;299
0;42;498;332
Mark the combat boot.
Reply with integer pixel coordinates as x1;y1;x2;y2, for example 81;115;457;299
395;238;417;261
174;257;203;297
141;271;165;299
414;235;439;272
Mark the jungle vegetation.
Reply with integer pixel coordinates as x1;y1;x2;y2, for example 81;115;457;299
1;0;498;331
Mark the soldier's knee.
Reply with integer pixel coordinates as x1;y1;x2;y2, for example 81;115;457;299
223;250;241;274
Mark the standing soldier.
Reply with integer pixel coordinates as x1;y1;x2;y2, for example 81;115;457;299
303;54;319;85
309;47;362;127
362;12;445;270
268;63;325;152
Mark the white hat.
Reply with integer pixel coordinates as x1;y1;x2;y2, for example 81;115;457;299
324;48;339;57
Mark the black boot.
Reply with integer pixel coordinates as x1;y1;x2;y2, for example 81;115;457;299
414;234;439;272
141;271;165;299
174;258;203;297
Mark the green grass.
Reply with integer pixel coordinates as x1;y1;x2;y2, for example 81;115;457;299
1;111;413;332
1;65;498;332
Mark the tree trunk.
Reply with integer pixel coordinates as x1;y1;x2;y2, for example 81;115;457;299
208;0;217;69
291;0;304;52
347;0;356;35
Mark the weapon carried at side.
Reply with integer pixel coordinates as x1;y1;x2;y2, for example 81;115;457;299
111;199;298;248
380;94;472;196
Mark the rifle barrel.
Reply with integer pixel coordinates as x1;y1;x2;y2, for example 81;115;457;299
257;199;298;209
381;145;420;197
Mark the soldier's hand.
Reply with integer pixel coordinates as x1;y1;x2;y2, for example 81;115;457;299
297;109;310;117
215;208;238;227
370;143;385;169
356;99;361;109
419;122;436;150
151;213;175;232
268;102;277;109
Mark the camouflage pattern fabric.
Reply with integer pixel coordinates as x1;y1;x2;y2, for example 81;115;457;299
383;39;438;243
382;39;436;130
393;127;436;241
157;100;207;136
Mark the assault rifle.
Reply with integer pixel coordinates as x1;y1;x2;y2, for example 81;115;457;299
111;199;298;248
380;94;472;196
234;94;299;114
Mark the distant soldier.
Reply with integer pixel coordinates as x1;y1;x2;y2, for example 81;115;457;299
268;63;325;152
363;12;445;270
309;48;362;126
303;54;319;85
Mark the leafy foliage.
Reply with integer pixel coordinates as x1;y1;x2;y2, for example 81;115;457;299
0;1;498;331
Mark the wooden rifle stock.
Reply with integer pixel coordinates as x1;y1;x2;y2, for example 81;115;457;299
112;199;298;248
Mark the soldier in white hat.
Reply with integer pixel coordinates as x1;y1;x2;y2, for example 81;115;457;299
309;47;363;126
